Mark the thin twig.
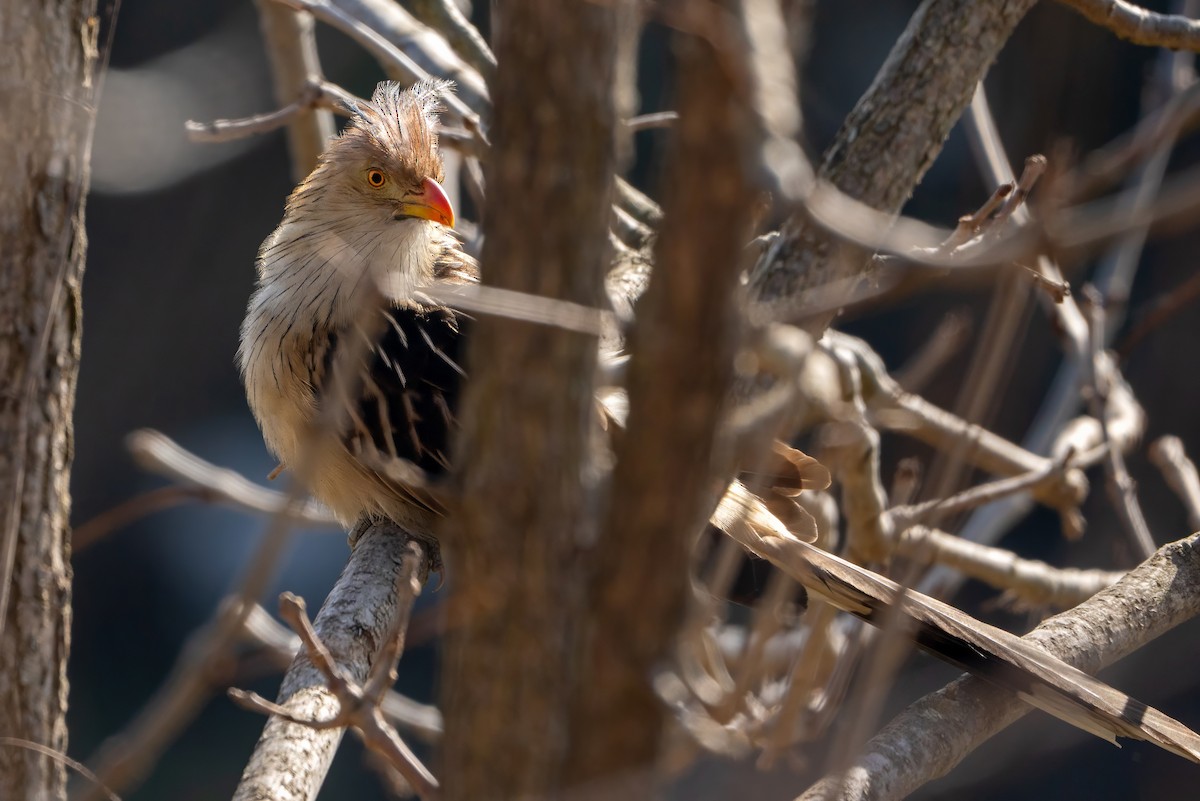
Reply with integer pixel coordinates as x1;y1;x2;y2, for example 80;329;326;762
1149;435;1200;531
0;738;121;801
892;311;971;394
186;80;359;144
272;0;485;137
889;455;1072;532
625;110;679;131
1117;266;1200;358
828;332;1089;515
238;602;444;741
72;485;206;551
1057;0;1200;50
895;526;1123;610
255;0;335;180
404;0;497;77
124;429;336;526
1083;285;1155;559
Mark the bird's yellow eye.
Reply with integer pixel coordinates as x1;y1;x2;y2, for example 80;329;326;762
366;169;387;188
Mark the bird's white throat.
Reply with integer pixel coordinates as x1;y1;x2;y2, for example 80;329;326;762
252;213;444;331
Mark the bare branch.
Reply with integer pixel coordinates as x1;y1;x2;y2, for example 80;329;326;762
270;0;486;136
1150;435;1200;531
748;0;1040;324
185;80;358;144
254;1;335;180
895;526;1123;610
796;532;1200;801
124;429;335;526
1057;0;1200;50
404;0;497;77
1083;286;1155;559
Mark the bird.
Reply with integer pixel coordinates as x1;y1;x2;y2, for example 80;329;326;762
238;79;1200;764
239;79;472;540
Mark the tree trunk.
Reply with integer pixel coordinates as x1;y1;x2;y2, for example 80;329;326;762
437;1;617;798
0;0;100;798
564;10;759;795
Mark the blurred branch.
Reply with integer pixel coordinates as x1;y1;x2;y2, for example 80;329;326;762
1150;435;1200;531
436;2;618;798
625;110;679;131
922;64;1168;593
1057;0;1200;50
1066;79;1200;203
1083;287;1155;559
186;79;359;144
796;532;1200;801
124;429;336;526
333;0;490;109
895;526;1123;610
748;0;1039;324
920;147;1041;508
0;739;119;801
232;527;432;801
811;357;1112;607
1118;266;1200;357
827;332;1090;516
271;0;487;137
82;459;311;801
404;0;497;78
889;454;1074;533
892;313;971;394
254;1;335;180
85;296;397;798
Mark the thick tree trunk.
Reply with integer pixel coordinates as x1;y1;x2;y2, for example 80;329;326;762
0;1;100;798
437;1;617;799
564;11;759;795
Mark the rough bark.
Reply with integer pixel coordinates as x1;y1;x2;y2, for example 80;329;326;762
564;15;757;796
0;0;99;798
437;1;617;798
749;0;1040;325
232;525;428;801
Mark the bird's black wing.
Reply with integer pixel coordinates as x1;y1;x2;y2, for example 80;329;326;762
321;300;469;510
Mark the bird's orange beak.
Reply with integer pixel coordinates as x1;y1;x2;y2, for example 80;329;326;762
396;177;455;228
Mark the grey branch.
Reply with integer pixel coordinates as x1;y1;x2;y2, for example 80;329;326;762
404;0;497;78
254;1;335;180
232;524;431;801
125;429;335;526
1058;0;1200;50
796;533;1200;801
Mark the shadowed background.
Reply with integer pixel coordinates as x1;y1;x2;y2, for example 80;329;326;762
71;0;1200;798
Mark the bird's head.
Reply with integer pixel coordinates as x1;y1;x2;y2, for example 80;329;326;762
254;80;464;323
290;79;456;228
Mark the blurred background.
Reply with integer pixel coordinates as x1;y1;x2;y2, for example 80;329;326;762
71;0;1200;798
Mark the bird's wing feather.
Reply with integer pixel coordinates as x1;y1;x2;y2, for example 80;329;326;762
319;299;469;516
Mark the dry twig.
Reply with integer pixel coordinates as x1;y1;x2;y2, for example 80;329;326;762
1057;0;1200;50
1150;435;1200;531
